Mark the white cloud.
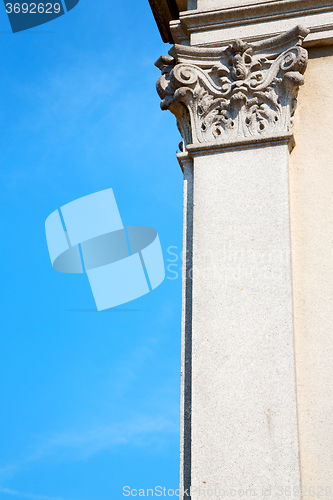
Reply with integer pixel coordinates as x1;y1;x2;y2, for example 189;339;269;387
0;414;177;499
0;487;66;500
31;413;178;461
0;412;178;484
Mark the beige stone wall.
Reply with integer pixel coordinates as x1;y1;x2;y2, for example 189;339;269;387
290;45;333;490
196;0;276;10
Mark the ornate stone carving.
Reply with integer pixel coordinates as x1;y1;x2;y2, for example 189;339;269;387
155;25;309;150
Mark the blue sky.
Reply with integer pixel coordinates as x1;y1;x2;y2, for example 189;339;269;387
0;1;184;499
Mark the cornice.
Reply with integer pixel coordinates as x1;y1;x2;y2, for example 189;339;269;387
178;0;333;47
148;0;179;43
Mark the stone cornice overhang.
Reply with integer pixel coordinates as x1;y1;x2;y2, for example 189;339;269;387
178;0;333;46
148;0;179;43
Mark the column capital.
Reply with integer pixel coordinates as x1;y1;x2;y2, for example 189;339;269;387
155;25;309;151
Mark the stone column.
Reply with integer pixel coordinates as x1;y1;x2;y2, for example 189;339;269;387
156;26;309;500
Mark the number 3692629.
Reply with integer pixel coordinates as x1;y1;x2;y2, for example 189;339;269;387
5;3;61;13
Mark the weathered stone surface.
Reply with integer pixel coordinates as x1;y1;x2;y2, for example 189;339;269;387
181;140;301;500
151;0;333;497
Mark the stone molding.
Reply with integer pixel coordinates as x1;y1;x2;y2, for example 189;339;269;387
177;0;333;47
175;132;294;173
155;26;308;151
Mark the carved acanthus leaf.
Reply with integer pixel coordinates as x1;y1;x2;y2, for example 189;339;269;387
155;25;309;150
